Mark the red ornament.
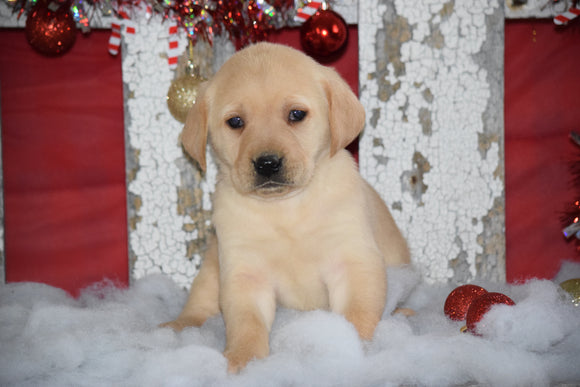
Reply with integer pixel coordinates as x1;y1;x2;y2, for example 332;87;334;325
300;9;348;58
465;292;515;335
25;1;77;56
444;284;488;321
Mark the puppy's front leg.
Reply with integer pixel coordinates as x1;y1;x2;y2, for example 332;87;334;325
325;255;387;340
220;270;276;373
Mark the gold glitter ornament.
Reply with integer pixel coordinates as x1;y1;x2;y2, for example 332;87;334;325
167;70;205;123
560;278;580;307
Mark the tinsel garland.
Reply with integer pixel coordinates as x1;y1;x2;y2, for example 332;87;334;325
5;0;298;49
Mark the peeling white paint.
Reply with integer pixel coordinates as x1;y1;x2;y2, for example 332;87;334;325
122;14;211;289
359;0;504;282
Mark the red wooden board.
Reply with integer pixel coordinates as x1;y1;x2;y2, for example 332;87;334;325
505;20;580;282
1;30;128;295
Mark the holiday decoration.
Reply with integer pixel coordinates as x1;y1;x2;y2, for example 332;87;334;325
25;1;77;56
561;131;580;254
167;22;180;69
158;0;295;49
294;0;322;23
554;1;580;25
167;41;208;123
108;11;136;56
13;0;353;57
300;8;348;57
167;57;206;123
444;284;488;321
108;20;123;55
560;278;580;306
465;292;516;335
10;0;297;56
167;73;205;123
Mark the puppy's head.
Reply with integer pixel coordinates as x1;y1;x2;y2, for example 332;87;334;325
182;42;365;198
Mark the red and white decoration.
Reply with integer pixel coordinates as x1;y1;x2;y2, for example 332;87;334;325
293;0;321;23
554;2;580;25
108;12;136;56
167;22;179;69
108;20;122;55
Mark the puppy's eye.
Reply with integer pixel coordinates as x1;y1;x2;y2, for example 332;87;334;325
226;116;244;129
288;110;307;123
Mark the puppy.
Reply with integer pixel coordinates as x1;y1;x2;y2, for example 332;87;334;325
162;42;410;373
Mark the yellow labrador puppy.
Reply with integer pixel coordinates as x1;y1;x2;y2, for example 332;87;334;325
162;42;410;372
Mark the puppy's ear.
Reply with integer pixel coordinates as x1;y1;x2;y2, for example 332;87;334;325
322;67;366;156
181;83;209;172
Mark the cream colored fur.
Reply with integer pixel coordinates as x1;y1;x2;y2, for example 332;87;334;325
161;43;410;373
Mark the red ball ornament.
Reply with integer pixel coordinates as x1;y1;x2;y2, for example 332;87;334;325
25;1;77;56
465;292;515;335
444;284;488;321
300;9;348;58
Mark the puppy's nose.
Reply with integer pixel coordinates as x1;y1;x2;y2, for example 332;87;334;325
254;154;283;178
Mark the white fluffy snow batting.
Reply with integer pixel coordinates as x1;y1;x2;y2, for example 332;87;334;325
1;262;580;386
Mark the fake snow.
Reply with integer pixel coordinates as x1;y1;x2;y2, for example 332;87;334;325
1;262;579;386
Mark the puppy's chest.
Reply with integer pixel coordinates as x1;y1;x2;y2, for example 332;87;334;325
219;208;346;310
250;211;349;254
263;234;334;310
216;189;366;261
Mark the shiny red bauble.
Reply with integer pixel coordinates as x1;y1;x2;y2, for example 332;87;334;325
25;1;77;56
444;284;488;321
465;292;515;335
300;9;348;57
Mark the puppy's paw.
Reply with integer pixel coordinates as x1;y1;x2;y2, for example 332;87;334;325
224;351;247;374
393;307;415;317
158;316;205;331
224;350;252;374
345;309;381;341
224;345;268;374
159;320;187;332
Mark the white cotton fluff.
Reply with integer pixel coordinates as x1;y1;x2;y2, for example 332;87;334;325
383;264;421;315
1;262;579;386
478;280;580;352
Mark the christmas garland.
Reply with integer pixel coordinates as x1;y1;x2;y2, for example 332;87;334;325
6;0;351;58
